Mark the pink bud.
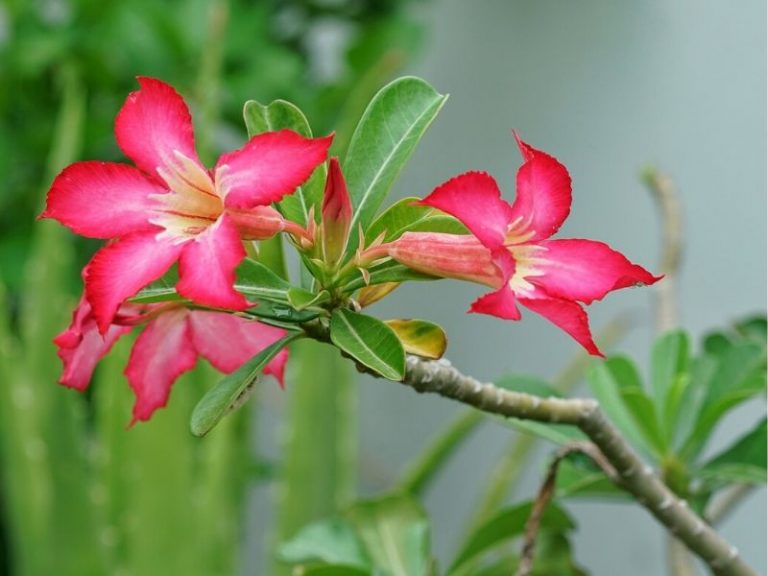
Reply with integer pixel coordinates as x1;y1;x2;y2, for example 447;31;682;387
320;158;352;265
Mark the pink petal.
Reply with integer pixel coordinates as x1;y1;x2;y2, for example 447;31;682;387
508;134;572;241
41;161;162;239
188;311;289;385
469;286;521;320
519;295;603;357
115;77;201;178
215;130;333;209
533;239;662;304
85;232;184;333
419;171;514;251
54;297;132;391
125;309;198;423
176;214;248;310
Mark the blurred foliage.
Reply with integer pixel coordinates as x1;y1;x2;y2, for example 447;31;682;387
0;0;429;574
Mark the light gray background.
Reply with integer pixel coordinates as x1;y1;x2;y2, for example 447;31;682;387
256;1;766;574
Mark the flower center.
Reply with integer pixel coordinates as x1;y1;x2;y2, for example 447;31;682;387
150;151;223;241
506;244;546;295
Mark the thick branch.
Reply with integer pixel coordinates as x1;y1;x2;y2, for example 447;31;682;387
401;356;756;576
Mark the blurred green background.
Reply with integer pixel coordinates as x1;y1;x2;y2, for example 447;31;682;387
0;1;765;575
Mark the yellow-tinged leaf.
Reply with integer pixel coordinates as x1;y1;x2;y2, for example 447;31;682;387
358;282;400;308
385;319;447;360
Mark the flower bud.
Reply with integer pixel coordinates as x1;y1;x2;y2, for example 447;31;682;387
320;158;352;266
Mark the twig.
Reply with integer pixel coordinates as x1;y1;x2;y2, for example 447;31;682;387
708;484;755;526
399;356;757;576
516;442;617;576
644;168;697;576
642;167;683;333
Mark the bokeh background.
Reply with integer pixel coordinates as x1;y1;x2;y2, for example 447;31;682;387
1;1;765;575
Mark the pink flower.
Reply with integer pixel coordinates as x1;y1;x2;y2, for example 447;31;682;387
388;134;661;356
42;77;332;333
55;297;289;423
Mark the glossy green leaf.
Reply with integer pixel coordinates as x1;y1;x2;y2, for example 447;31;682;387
448;502;575;574
343;76;448;256
278;517;370;569
243;99;326;227
330;309;406;380
385;319;447;359
365;196;467;244
346;495;431;576
235;257;292;302
696;418;766;485
191;332;301;436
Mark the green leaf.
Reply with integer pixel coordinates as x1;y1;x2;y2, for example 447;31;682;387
278;517;370;569
734;315;767;343
287;287;330;310
191;332;302;436
652;331;690;400
448;502;575;574
555;457;624;500
247;301;321;327
651;331;690;431
346;495;431;576
680;341;766;459
696;418;767;485
243;99;326;226
587;358;653;456
385;319;447;360
131;268;181;303
330;309;406;380
606;356;667;456
341;260;437;294
235;257;292;302
343;76;448;256
301;567;370;576
365;196;467;244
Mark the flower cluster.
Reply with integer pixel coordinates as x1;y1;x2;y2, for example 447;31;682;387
43;78;330;422
43;77;659;424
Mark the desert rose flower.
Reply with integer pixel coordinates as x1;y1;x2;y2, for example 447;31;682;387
55;297;288;423
42;77;332;333
388;134;661;356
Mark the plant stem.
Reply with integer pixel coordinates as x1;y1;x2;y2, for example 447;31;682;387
516;442;617;576
397;356;757;576
708;484;754;526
